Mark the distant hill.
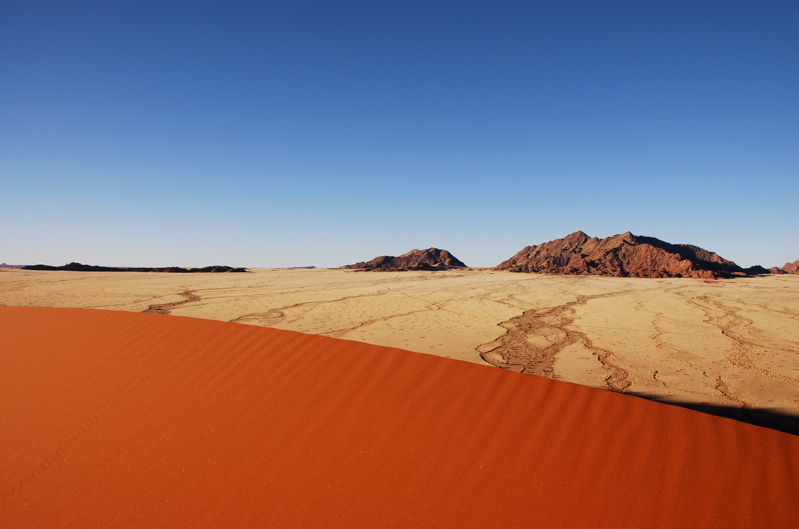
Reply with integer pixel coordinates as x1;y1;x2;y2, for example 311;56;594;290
22;262;248;273
342;248;467;271
770;260;799;275
495;231;763;279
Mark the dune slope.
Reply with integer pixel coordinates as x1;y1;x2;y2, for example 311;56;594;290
1;307;797;528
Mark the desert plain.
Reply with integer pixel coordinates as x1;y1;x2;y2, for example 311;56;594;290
1;266;798;431
2;267;799;528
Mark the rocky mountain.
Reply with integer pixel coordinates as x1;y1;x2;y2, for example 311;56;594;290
495;231;757;279
770;261;799;275
342;248;467;271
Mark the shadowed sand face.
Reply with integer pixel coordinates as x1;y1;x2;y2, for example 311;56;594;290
1;268;798;431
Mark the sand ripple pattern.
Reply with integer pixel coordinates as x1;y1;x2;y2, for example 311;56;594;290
2;306;798;528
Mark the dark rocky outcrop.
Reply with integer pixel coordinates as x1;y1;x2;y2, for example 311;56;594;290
22;262;248;273
495;231;757;279
342;248;467;271
743;265;771;276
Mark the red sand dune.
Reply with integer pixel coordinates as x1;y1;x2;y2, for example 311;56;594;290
1;307;797;528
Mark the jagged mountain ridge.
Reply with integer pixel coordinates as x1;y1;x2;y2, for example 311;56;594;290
495;231;757;279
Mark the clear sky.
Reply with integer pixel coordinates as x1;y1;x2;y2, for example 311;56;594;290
2;1;797;268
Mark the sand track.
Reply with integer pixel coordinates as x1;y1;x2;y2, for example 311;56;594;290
477;289;636;393
143;289;201;314
228;287;393;329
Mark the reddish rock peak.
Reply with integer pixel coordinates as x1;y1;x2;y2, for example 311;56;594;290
496;231;749;279
780;260;799;274
562;231;590;244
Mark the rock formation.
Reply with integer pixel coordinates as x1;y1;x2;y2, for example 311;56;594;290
22;262;248;273
342;248;467;271
770;261;799;275
495;231;755;279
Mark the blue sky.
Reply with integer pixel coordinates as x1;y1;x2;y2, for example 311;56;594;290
2;1;797;268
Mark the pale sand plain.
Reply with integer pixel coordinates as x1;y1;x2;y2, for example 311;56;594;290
2;267;798;430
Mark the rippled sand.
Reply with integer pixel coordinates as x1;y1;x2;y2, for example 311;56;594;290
2;306;798;527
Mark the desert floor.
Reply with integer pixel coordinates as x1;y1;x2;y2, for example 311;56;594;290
5;306;798;528
2;267;797;432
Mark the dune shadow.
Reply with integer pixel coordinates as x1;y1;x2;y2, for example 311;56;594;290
625;392;799;436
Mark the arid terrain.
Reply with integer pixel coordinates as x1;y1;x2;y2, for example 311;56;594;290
2;266;797;432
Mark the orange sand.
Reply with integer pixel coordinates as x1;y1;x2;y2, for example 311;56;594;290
1;306;798;528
